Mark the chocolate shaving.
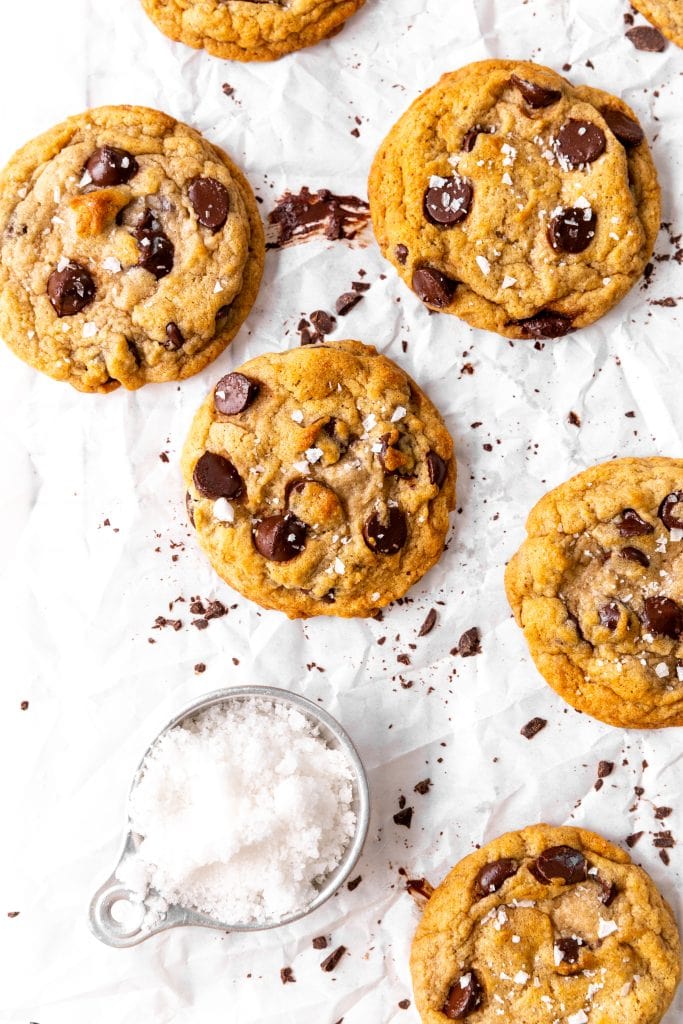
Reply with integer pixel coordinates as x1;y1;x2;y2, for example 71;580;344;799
321;945;347;972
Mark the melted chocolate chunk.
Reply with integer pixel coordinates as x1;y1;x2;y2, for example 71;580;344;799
188;177;230;230
621;545;649;567
555;936;584;964
510;74;562;109
85;146;139;186
363;507;408;555
427;450;447;488
193;452;244;500
626;25;667;51
185;490;196;528
556;120;606;166
474;858;518;898
214;372;259;415
617;508;654;537
530;845;587;885
514;311;574;339
659;491;683;530
642;596;683;640
134;211;174;279
163;322;184;350
253;513;307;561
47;261;96;317
320;945;346;973
424;175;473;226
601;108;644;148
462;124;495;151
598;879;618;906
412;267;457;308
457;627;481;657
442;972;482;1019
547;207;597;254
395;243;409;265
599;601;621;631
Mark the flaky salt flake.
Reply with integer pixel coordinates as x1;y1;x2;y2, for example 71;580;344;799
213;280;224;294
371;442;383;453
57;256;70;272
511;934;520;944
102;256;122;273
293;460;309;474
334;557;345;575
363;413;377;431
371;592;380;601
79;170;93;187
598;917;618;939
391;405;407;422
513;970;528;985
502;172;513;186
429;175;448;188
655;662;670;678
459;973;471;988
82;322;98;338
502;275;517;288
305;447;323;464
291;410;304;424
213;498;234;523
568;1013;588;1024
603;277;612;285
476;255;491;275
670;527;683;542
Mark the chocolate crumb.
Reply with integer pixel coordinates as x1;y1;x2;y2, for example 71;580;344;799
406;877;434;902
625;831;644;847
457;627;481;657
312;936;328;950
520;717;547;739
414;778;432;795
222;83;235;97
398;1000;411;1010
7;911;19;918
20;700;29;711
347;875;362;891
418;608;438;636
393;806;414;829
660;849;671;865
568;411;581;427
280;967;296;984
598;760;614;778
655;806;673;819
653;831;675;848
626;25;667;50
153;616;182;631
335;291;363;316
194;663;206;674
321;945;347;972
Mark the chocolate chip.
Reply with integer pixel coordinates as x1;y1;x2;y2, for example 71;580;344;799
616;508;654;537
320;945;346;972
347;875;362;891
309;309;336;335
418;608;438;636
393;806;413;828
548;207;597;254
414;778;431;795
598;760;614;778
520;717;547;739
214;372;259;415
185;490;196;527
601;108;645;148
642;595;683;640
412;267;457;308
335;291;363;316
510;74;562;108
462;124;495;151
626;25;666;51
658;491;683;530
514;311;573;338
134;210;174;279
424;175;473;226
442;972;482;1019
598;879;618;906
530;846;587;885
85;146;138;186
457;627;481;657
474;858;518;898
163;322;184;350
427;450;447;488
253;513;307;561
626;831;643;847
312;936;328;950
395;244;409;265
47;261;96;317
621;545;650;567
363;507;407;555
193;452;244;500
280;967;295;984
556;120;606;166
188;177;230;230
555;936;583;964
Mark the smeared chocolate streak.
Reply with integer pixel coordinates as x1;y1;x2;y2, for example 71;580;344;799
266;187;370;249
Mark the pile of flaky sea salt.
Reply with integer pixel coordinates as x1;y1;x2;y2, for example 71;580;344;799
118;698;357;926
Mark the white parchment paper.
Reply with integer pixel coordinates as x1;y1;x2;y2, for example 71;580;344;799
1;0;683;1020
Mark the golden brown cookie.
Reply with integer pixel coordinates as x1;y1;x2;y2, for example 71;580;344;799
140;0;366;62
181;340;455;618
632;1;683;48
369;60;660;340
411;824;680;1024
505;457;683;729
0;105;264;393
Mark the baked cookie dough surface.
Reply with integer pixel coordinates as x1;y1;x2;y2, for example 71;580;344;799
411;824;680;1024
632;0;683;47
182;340;455;618
506;457;683;728
0;105;264;393
141;0;366;61
369;60;660;340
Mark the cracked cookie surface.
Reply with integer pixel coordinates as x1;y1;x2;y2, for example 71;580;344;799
181;340;455;618
411;824;680;1024
0;105;264;393
632;0;683;47
141;0;366;61
505;458;683;728
369;60;660;340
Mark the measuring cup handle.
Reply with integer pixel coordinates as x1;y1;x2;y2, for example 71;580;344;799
88;878;150;948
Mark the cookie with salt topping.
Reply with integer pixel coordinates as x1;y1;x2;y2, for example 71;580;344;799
369;60;659;340
411;824;680;1024
0;105;264;392
506;457;683;728
182;340;455;618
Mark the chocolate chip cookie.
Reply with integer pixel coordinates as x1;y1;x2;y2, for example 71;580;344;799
141;0;366;62
181;340;455;618
0;105;264;393
411;824;680;1024
505;457;683;728
369;60;660;340
632;1;683;48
